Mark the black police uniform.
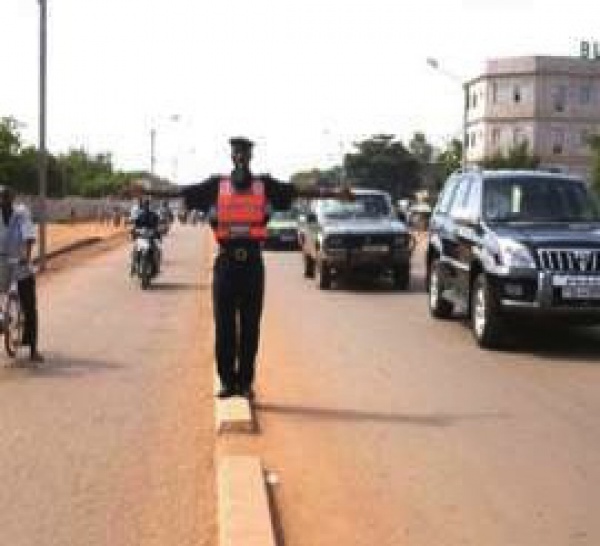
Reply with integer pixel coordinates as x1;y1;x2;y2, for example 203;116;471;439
182;170;295;394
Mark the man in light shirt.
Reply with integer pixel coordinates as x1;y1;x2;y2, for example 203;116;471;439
0;186;43;363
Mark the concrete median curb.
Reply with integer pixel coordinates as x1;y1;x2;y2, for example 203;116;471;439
217;456;277;546
214;374;255;433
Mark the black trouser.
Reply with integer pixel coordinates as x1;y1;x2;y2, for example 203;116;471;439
17;275;38;353
213;252;264;390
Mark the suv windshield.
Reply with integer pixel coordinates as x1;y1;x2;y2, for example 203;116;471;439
483;176;600;223
321;193;391;220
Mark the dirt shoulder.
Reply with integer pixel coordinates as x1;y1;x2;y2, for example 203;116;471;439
35;221;129;277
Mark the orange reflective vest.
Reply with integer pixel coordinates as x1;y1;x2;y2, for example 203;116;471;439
215;178;267;242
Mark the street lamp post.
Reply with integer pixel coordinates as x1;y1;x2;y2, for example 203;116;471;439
38;0;48;270
426;58;469;169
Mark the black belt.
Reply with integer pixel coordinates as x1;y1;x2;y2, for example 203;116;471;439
218;246;262;263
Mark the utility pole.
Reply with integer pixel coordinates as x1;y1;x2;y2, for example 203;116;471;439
426;58;468;168
38;0;48;270
150;127;157;176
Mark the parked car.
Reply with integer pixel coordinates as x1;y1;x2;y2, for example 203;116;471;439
298;188;415;290
265;210;300;249
426;168;600;348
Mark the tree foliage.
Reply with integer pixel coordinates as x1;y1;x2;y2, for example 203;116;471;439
344;134;420;200
478;141;540;170
435;138;463;180
0;116;144;197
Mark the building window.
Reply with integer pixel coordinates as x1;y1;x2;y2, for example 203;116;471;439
492;127;501;146
580;84;592;105
491;82;499;104
513;127;527;146
580;129;591;148
472;92;478;109
471;132;477;148
513;85;522;104
551;129;565;155
553;85;567;112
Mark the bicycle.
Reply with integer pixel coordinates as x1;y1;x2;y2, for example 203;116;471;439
0;258;26;359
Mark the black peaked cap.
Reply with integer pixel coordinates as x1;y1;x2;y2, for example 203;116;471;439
229;136;254;153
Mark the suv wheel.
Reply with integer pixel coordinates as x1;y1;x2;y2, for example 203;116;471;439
392;265;410;290
471;273;505;348
428;260;453;318
316;261;332;290
303;254;315;278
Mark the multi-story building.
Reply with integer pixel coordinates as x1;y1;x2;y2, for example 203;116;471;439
465;56;600;180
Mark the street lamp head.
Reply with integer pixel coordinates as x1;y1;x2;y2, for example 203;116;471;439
426;58;439;69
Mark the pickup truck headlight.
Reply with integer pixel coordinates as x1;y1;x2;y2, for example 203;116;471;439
496;238;536;269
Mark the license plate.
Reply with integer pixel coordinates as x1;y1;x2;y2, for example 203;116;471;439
552;275;600;287
362;244;388;252
562;286;600;299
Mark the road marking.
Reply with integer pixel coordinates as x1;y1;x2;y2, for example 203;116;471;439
217;456;277;546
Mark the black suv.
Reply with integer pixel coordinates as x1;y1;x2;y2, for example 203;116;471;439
426;169;600;348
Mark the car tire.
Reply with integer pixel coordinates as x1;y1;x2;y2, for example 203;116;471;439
471;273;506;348
392;265;410;290
428;259;454;319
303;254;315;278
316;260;332;290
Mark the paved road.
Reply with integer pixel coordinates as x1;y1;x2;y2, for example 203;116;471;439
0;225;216;546
221;248;600;546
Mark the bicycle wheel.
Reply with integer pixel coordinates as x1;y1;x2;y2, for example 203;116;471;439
4;293;24;358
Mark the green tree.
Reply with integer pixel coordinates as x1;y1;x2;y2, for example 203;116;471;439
479;141;540;169
409;132;433;164
435;138;463;181
344;134;420;199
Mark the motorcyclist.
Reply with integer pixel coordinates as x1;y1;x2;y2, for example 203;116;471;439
130;198;162;276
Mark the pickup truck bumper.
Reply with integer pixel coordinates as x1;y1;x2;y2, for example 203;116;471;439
322;248;411;273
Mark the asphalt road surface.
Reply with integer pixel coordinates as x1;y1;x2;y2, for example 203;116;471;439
221;246;600;546
0;225;216;546
4;225;600;546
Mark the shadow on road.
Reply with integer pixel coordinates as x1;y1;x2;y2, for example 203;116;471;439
150;281;205;292
328;274;427;295
499;325;600;363
254;403;508;428
0;353;123;380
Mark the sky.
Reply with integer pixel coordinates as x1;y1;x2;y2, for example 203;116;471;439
1;0;599;183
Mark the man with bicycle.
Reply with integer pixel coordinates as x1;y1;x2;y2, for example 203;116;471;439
0;186;43;363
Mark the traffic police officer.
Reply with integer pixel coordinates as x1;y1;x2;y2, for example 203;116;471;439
138;137;351;398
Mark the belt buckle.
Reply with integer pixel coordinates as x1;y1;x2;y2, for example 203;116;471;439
234;248;248;262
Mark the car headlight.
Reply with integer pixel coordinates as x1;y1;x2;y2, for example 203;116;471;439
496;238;536;269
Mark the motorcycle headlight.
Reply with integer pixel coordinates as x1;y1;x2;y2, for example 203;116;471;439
496;238;536;269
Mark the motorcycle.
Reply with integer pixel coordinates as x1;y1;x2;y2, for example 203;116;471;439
131;228;161;289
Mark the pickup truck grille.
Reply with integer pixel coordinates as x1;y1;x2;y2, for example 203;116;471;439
537;248;600;273
343;234;394;247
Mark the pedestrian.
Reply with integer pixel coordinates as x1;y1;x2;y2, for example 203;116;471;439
135;137;351;398
0;186;43;363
